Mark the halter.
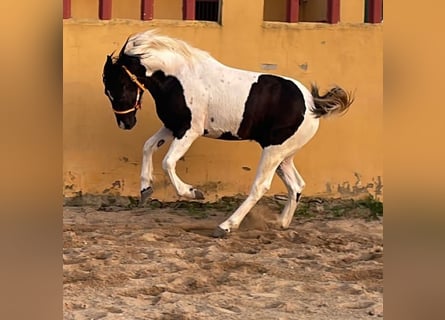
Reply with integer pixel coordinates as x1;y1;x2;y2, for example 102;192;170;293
112;66;147;115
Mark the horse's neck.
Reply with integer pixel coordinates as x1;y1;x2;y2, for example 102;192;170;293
166;55;220;81
145;54;255;93
185;57;246;81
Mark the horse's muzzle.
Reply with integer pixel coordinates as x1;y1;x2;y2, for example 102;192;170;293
117;118;136;130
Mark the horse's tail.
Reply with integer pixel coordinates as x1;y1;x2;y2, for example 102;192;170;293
310;84;354;118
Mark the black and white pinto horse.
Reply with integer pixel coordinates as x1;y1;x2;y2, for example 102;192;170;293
103;30;354;238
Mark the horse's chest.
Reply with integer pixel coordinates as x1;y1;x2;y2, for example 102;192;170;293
150;74;192;139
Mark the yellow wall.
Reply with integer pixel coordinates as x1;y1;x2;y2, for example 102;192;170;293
113;0;141;20
154;0;183;20
71;0;97;19
263;0;365;23
70;0;183;20
63;0;383;201
340;0;365;24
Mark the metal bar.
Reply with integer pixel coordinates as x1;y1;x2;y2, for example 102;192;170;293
366;0;383;23
63;0;71;19
286;0;299;23
99;0;112;20
327;0;340;24
141;0;154;20
183;0;196;20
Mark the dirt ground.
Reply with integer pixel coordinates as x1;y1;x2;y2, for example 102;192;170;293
63;196;383;320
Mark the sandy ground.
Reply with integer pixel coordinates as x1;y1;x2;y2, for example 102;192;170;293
63;197;383;319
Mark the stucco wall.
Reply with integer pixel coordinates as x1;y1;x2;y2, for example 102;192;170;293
63;0;382;201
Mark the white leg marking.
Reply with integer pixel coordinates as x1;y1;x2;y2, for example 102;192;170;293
276;157;305;229
218;147;285;232
140;127;173;191
162;131;202;199
217;113;319;233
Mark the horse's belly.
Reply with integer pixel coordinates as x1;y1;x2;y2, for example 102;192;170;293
204;101;246;139
204;81;257;137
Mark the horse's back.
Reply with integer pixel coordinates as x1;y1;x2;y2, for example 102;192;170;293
199;63;313;148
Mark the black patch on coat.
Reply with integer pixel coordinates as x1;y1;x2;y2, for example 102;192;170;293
203;129;209;135
218;131;242;140
103;54;192;137
237;75;306;148
145;70;192;139
157;139;165;148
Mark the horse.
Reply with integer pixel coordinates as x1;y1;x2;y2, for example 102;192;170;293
102;30;354;238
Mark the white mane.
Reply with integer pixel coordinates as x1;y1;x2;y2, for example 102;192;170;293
123;30;211;76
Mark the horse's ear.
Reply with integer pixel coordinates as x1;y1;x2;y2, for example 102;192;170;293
118;37;130;57
106;52;115;67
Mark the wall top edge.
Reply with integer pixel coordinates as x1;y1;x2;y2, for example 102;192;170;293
262;21;383;30
63;18;221;28
63;19;382;31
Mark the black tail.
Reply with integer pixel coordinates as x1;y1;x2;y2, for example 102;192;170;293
310;84;355;118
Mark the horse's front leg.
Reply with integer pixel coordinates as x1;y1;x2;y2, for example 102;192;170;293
140;126;173;205
162;130;204;200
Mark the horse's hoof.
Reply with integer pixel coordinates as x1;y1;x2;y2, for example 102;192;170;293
211;226;229;238
193;189;205;200
140;187;153;206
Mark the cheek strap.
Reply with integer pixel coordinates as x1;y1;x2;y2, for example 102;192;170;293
112;65;146;115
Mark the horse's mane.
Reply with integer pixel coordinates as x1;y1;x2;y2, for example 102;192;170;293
122;30;211;75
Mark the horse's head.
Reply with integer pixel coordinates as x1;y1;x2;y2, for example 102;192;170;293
102;52;147;130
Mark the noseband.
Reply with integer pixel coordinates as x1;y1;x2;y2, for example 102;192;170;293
113;66;147;115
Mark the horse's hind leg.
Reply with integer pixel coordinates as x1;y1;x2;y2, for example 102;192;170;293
140;127;173;205
276;156;305;229
213;147;284;237
162;131;205;200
